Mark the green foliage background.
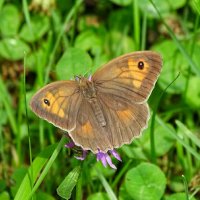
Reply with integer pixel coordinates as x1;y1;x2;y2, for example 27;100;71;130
0;0;200;199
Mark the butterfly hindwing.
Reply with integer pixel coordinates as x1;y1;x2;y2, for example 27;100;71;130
69;94;149;153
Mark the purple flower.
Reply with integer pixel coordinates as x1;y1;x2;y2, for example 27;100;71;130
65;140;75;148
65;140;122;169
96;149;121;169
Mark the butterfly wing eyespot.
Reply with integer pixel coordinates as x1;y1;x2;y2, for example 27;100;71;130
43;98;50;106
138;61;144;70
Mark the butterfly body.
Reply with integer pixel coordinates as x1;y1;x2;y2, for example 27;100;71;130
30;51;162;153
76;76;107;127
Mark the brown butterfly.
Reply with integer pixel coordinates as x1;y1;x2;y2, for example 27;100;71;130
30;51;162;153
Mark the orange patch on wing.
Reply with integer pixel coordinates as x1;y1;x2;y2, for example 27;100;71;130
81;121;94;138
117;109;133;122
127;59;150;88
128;59;135;67
43;92;65;118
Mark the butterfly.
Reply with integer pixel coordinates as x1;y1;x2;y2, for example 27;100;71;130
30;51;162;153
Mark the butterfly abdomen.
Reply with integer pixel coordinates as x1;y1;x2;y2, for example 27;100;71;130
78;78;107;128
91;99;106;127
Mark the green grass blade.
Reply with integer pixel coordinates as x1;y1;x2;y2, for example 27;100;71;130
14;143;58;200
44;0;83;84
27;136;67;199
133;0;140;50
191;0;200;15
149;0;200;76
150;73;180;163
182;175;189;200
156;117;200;161
23;54;33;190
14;136;66;200
141;12;147;50
0;76;18;135
176;120;200;148
96;168;117;200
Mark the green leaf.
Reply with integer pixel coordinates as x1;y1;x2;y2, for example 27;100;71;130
10;167;28;197
125;162;166;200
87;193;110;200
121;145;148;160
168;176;184;192
109;0;132;6
185;76;200;108
165;192;196;200
138;0;186;18
0;38;30;61
19;15;50;42
56;47;92;79
36;191;56;200
108;8;132;31
138;0;170;18
74;29;104;55
109;31;135;56
26;37;52;71
0;4;20;37
0;191;10;200
119;184;133;200
167;0;186;9
57;166;81;200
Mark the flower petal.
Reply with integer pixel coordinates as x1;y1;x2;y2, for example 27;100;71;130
109;149;122;161
97;151;104;160
105;154;117;169
65;141;75;148
98;155;107;167
88;75;92;81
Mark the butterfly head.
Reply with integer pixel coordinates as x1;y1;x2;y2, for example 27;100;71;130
74;76;96;100
75;75;92;83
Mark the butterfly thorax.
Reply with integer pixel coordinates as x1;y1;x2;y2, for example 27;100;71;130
76;76;106;127
77;77;96;101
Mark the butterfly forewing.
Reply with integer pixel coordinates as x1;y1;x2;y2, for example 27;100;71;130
92;51;162;103
30;81;82;131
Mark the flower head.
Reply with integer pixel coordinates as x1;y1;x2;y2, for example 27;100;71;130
65;139;122;169
96;149;122;169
